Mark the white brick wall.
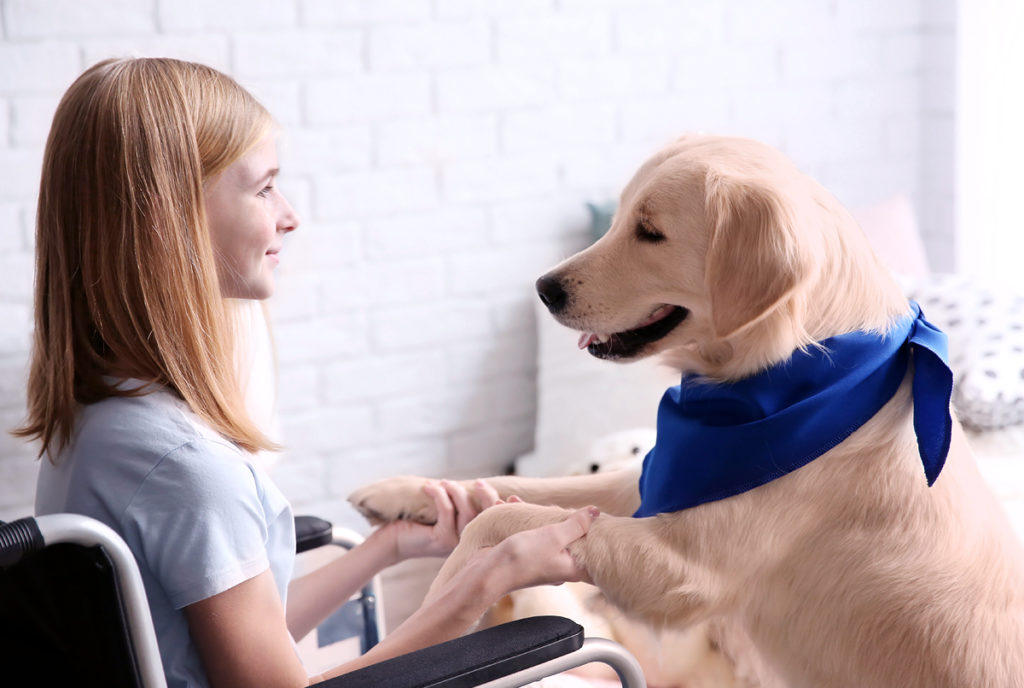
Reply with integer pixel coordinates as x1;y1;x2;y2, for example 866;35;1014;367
0;0;955;529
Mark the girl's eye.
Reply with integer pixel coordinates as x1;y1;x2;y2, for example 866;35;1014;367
257;184;274;198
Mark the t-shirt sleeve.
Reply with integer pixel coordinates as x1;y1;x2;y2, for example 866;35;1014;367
120;439;272;609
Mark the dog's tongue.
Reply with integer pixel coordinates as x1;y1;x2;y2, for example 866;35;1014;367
578;333;597;350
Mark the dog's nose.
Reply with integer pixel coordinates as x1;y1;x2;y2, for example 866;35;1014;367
536;274;568;313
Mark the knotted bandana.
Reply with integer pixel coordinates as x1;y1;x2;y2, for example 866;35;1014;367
634;302;953;518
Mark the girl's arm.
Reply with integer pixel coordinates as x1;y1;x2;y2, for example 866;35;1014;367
285;479;499;641
185;505;598;688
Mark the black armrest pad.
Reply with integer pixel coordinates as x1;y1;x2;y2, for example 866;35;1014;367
311;615;584;688
295;515;334;554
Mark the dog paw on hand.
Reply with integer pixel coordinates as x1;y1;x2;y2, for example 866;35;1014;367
348;475;440;526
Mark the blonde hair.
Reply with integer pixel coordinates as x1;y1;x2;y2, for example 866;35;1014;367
14;57;276;458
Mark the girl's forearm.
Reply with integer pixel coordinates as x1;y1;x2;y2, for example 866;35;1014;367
286;526;399;641
312;552;505;682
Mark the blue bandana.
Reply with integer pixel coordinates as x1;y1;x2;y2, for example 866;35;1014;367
634;302;953;518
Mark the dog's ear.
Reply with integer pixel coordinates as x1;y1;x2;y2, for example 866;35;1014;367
704;173;812;339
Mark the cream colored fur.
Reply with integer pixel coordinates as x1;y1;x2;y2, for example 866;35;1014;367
351;135;1024;688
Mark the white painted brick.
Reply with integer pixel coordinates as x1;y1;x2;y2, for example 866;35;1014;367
501;103;616;154
442;154;559;204
0;254;33;300
557;57;670;101
0;148;42;201
321;258;446;311
282;219;360;274
275;364;321;413
234;30;363;78
274;313;370;365
375;384;494;440
158;0;297;31
496;12;612;63
5;0;154;37
301;0;431;25
0;409;35;461
242;79;303;127
269;273;322;323
281;404;375;454
0;42;79;94
434;0;551;19
780;36;880;83
369;21;491;71
0;502;35;522
881;32;927;74
328;439;449;495
883;115;922;156
0;357;28;410
922;29;955;74
315;168;438;219
270;456;329;504
490;196;590;244
833;77;920;118
489;293;539;339
559;143;651;192
619;92;732;145
727;0;834;42
324;350;446;404
305;74;432;124
446;244;571;296
377;115;499;166
82;35;231;72
436;66;556;113
370;300;491;352
0;203;22;251
363;207;490;260
782;117;888;168
0;98;9;145
835;0;924;31
616;3;726;52
922;0;955;29
286;126;372;174
11;95;59;146
921;71;954;114
0;455;38;507
673;42;780;91
817;157;920;210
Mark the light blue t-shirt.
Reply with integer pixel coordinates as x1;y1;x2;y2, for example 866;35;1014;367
35;383;295;688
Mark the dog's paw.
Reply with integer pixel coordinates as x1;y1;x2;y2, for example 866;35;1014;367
348;476;438;526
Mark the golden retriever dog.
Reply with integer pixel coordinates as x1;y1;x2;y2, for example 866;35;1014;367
350;135;1024;687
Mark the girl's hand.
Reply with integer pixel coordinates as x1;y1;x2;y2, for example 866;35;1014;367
484;505;598;592
387;480;505;561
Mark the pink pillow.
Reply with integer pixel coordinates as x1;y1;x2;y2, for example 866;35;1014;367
851;193;930;279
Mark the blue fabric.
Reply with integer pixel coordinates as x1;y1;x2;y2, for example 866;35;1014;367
634;302;953;518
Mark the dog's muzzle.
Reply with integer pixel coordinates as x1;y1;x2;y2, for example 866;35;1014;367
536;274;568;314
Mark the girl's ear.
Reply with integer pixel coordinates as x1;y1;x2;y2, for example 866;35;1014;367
704;174;813;339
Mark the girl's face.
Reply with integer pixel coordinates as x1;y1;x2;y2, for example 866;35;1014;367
204;134;299;300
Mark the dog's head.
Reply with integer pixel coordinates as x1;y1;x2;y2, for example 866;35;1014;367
537;135;905;380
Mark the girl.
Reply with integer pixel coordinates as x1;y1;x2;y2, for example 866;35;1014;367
16;58;596;688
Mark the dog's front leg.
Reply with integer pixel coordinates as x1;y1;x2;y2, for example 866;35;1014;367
349;468;642;526
429;502;717;631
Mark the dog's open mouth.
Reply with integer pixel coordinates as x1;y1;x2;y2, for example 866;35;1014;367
577;305;689;360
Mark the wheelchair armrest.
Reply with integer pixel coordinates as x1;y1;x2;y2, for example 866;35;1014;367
311;615;584;688
295;515;334;553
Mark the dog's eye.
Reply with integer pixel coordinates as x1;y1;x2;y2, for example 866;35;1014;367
635;222;666;243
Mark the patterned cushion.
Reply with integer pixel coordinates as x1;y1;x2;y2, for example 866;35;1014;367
905;274;1024;430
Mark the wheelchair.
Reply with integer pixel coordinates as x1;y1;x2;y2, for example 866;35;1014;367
0;513;646;687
